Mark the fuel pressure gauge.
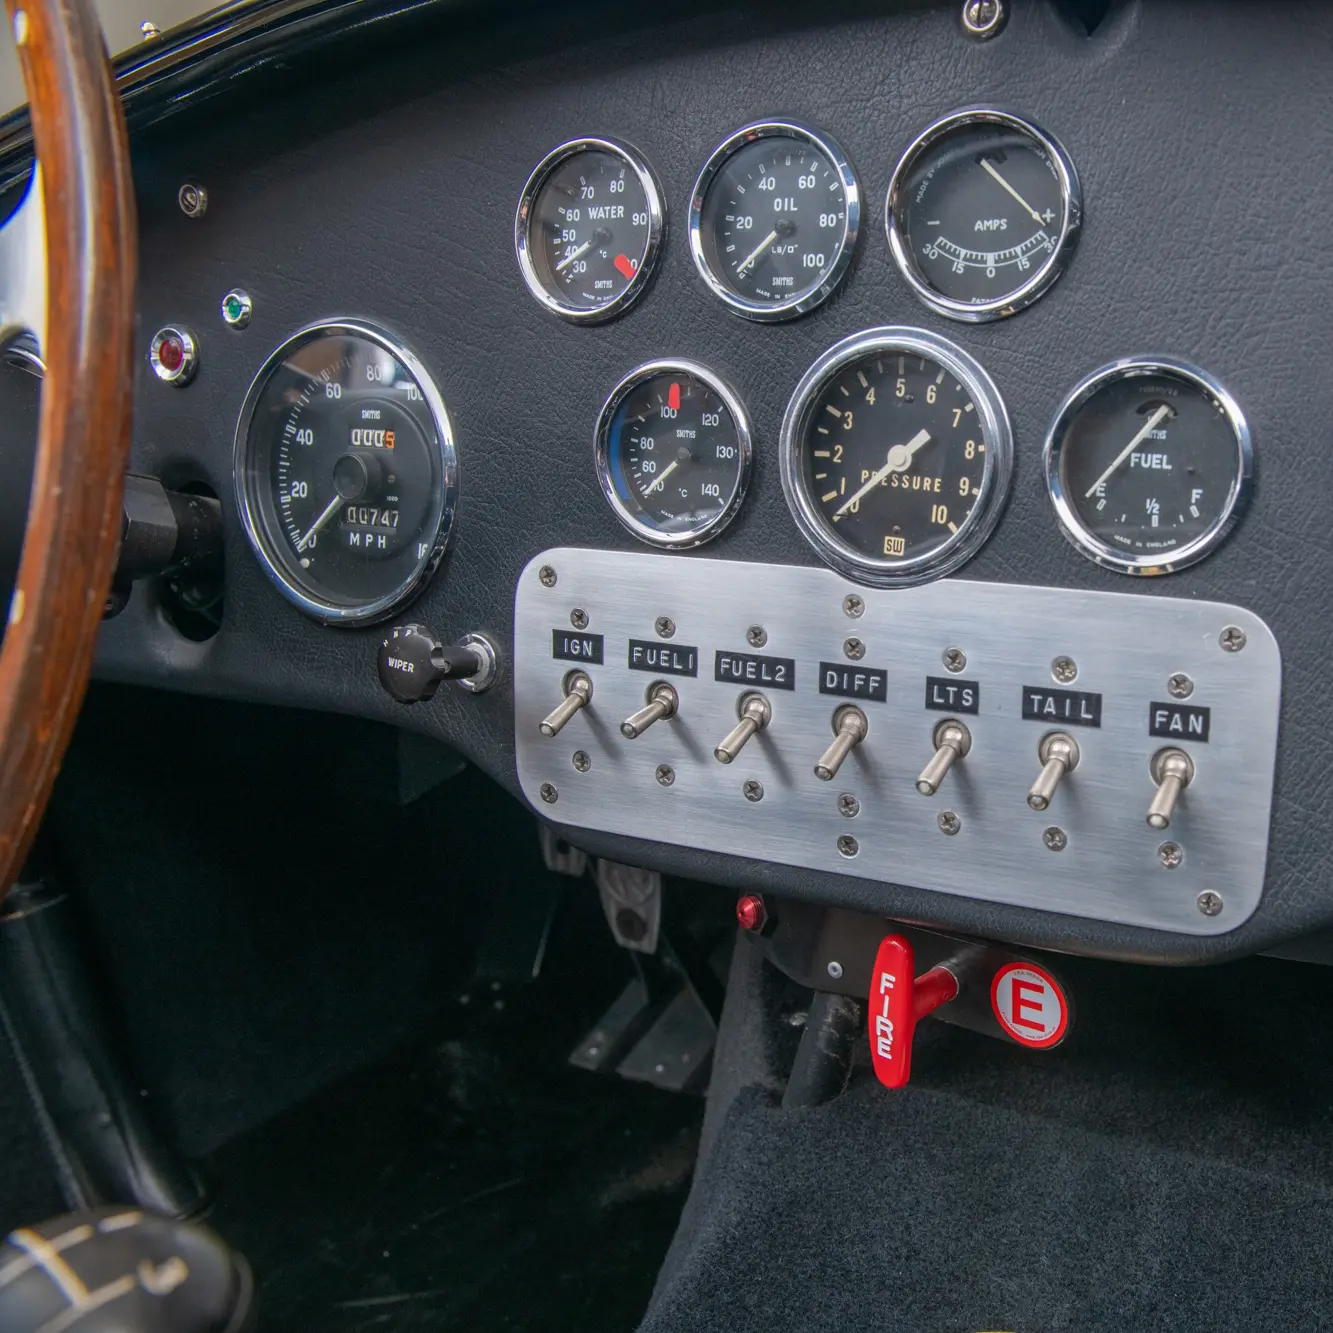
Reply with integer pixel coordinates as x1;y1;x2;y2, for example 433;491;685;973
1044;358;1253;575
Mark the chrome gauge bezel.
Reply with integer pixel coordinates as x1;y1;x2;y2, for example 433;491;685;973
595;359;754;550
885;107;1082;324
514;137;666;324
688;120;860;323
234;319;458;626
779;327;1013;587
1044;356;1254;576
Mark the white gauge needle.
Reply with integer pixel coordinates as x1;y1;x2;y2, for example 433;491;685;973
295;493;343;552
980;158;1046;226
834;429;932;517
555;240;593;272
736;230;779;276
644;458;681;495
1082;404;1174;499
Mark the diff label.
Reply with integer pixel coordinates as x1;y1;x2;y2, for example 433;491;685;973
925;676;980;715
714;650;796;690
1021;686;1102;727
552;629;604;664
819;662;887;703
1149;701;1210;742
628;639;698;677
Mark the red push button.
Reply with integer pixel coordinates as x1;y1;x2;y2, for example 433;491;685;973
867;934;959;1089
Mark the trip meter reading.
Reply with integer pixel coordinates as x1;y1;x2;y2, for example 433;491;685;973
780;328;1012;586
887;109;1081;322
235;322;457;624
595;361;752;548
516;137;664;322
1044;358;1253;575
690;120;859;321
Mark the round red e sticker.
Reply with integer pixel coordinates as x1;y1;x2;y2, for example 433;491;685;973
990;962;1068;1049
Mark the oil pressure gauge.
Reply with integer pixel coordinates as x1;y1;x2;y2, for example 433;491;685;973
1044;358;1253;575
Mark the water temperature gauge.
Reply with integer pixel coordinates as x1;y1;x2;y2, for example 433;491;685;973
595;361;753;548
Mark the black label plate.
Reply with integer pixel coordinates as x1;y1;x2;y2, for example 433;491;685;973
819;662;888;702
628;640;699;677
924;676;980;715
714;650;796;691
1021;686;1102;727
1149;701;1210;742
552;629;604;664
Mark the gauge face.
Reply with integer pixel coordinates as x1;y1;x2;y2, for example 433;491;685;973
690;121;859;321
887;109;1080;322
1045;360;1253;575
516;138;664;322
596;362;752;548
780;329;1012;585
236;324;456;624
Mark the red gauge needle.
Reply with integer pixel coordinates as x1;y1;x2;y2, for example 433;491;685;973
613;253;636;280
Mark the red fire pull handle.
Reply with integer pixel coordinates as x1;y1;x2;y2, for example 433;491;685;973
867;934;959;1089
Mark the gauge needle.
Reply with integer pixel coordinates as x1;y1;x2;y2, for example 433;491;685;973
555;239;593;272
644;458;681;495
295;493;342;552
979;158;1046;226
1082;404;1174;499
736;230;779;276
834;429;932;517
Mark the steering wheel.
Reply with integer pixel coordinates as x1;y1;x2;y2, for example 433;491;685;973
0;0;136;896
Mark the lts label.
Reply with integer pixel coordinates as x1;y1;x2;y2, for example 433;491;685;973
924;676;980;715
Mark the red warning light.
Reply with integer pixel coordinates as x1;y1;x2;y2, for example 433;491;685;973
668;381;681;413
613;253;637;280
156;335;185;373
736;894;767;933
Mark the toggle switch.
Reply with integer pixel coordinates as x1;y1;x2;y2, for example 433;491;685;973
714;692;771;764
621;681;678;739
814;705;867;781
916;719;972;796
1027;731;1080;811
539;670;593;737
868;934;960;1090
1147;747;1194;829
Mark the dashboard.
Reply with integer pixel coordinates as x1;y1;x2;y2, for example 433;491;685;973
10;0;1333;963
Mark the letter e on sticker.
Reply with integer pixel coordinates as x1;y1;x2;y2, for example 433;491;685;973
990;962;1069;1049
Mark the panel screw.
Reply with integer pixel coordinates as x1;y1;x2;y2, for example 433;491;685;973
1167;673;1194;699
743;779;764;803
539;782;558;804
939;810;961;836
140;20;161;39
747;625;767;648
655;764;675;787
961;0;1006;39
843;637;866;661
943;647;967;674
1220;626;1247;653
538;565;557;587
1197;890;1224;917
837;835;859;858
655;616;676;639
1051;656;1078;684
1158;841;1183;869
838;793;860;818
570;608;588;630
1043;826;1068;852
843;594;864;618
572;750;590;773
177;183;208;218
221;289;252;329
827;960;844;980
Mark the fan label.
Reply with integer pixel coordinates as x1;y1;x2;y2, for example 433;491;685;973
1021;686;1102;727
925;676;980;715
552;629;604;664
628;640;698;677
819;663;887;702
1149;702;1210;742
714;651;795;690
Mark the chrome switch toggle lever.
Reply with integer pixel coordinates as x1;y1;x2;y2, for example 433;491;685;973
621;682;678;739
916;719;972;795
1147;748;1195;829
540;670;593;737
1027;732;1080;811
714;692;771;764
814;706;868;781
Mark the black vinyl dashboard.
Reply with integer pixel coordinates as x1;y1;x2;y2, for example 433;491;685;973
9;0;1333;964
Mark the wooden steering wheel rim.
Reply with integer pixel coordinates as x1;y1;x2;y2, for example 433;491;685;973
0;0;136;895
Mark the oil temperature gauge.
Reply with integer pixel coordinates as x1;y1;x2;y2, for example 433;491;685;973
595;361;752;548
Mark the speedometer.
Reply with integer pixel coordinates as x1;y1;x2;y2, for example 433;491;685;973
689;120;859;321
235;322;457;625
